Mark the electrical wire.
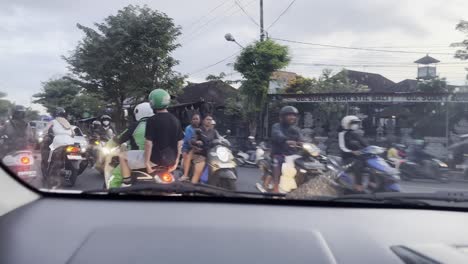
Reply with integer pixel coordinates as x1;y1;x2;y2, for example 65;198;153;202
187;51;241;76
235;0;260;27
267;0;297;30
272;37;455;55
182;0;231;33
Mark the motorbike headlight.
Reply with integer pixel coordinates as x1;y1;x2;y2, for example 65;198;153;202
102;147;111;155
216;147;230;162
38;137;43;143
303;143;320;157
435;160;448;168
81;147;87;153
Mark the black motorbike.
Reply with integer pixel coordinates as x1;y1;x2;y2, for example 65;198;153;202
42;136;88;188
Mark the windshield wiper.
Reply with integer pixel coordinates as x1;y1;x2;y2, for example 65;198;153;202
314;191;468;206
83;182;286;199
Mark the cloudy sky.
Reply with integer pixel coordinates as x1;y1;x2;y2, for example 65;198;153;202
1;0;468;111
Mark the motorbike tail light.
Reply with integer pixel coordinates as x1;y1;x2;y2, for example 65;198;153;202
161;172;174;183
66;146;81;153
20;156;30;165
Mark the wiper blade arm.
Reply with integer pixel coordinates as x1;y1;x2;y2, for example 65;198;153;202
321;191;468;204
84;182;285;198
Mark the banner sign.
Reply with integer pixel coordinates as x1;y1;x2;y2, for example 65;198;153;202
279;93;468;103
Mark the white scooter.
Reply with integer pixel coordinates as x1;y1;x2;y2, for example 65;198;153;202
0;135;37;185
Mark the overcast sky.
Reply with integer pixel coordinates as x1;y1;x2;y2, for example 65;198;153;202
1;0;468;111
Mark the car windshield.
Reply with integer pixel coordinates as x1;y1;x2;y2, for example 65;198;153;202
2;0;468;206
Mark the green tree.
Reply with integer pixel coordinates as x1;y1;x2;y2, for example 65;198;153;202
33;77;104;119
452;20;468;80
416;77;450;93
64;5;184;126
0;92;12;119
284;69;368;94
206;72;227;81
234;39;290;136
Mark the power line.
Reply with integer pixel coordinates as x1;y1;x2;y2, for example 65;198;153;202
266;0;297;30
272;37;455;55
180;2;239;44
182;0;231;32
235;0;260;27
187;51;240;76
180;0;257;46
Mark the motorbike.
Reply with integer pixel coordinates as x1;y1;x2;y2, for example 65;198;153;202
236;149;257;167
102;141;175;188
194;136;237;191
0;135;37;185
391;159;449;183
448;134;468;179
279;142;337;193
87;136;108;174
333;146;401;193
46;143;88;188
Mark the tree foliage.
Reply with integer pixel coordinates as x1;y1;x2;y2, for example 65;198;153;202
63;5;184;125
284;69;369;94
416;77;451;93
0;92;12;118
234;39;290;135
206;72;227;81
452;20;468;80
33;77;104;120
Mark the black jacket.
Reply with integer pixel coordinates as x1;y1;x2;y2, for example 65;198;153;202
338;130;369;160
271;123;303;155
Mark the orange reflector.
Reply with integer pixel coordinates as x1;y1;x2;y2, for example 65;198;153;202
161;173;173;183
20;156;30;165
66;146;80;153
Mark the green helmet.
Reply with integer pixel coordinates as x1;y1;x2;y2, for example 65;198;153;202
148;89;171;110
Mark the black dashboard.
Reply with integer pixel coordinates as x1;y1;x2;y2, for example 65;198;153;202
1;196;468;264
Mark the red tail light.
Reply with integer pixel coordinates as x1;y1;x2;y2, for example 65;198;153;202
161;172;174;183
66;146;80;153
20;156;30;165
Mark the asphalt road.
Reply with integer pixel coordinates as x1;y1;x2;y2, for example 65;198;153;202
31;166;468;194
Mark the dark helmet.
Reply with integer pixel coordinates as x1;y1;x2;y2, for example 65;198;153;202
279;106;299;116
100;115;112;121
12;105;26;120
54;107;67;118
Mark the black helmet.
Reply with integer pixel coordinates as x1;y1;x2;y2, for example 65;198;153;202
54;107;67;118
279;106;299;116
100;115;112;121
12;105;26;120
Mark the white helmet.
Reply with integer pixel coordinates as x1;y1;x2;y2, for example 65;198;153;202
134;102;154;121
341;115;361;130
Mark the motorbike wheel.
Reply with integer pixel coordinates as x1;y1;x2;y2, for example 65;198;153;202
400;171;412;181
47;161;65;189
219;178;237;191
64;166;78;187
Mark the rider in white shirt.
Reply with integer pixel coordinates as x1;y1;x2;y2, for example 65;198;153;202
45;107;75;161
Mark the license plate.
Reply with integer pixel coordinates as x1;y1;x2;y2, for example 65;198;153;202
18;171;37;177
67;155;83;160
217;163;235;169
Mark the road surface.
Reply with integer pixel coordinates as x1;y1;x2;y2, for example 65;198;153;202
30;166;468;194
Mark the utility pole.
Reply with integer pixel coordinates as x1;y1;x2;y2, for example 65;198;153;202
260;0;265;41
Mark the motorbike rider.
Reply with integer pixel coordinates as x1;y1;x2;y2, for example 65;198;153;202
0;105;33;156
100;115;115;140
180;113;201;182
119;89;184;186
244;136;257;162
338;115;369;192
265;106;303;193
41;107;75;186
387;143;406;170
108;102;154;188
190;114;222;184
